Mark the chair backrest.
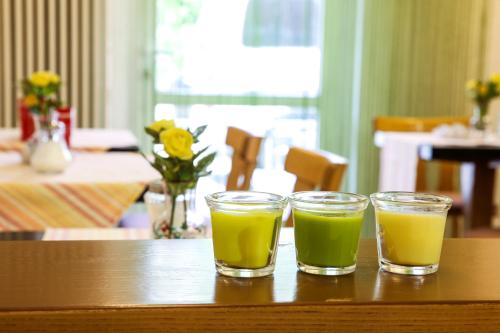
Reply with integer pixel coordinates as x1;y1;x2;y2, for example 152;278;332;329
373;117;423;132
420;116;470;132
373;116;468;192
284;147;348;226
374;116;470;132
226;127;263;191
320;152;349;191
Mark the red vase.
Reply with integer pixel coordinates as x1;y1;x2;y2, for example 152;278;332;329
56;107;75;147
18;101;75;147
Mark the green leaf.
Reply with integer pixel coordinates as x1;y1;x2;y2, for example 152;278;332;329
192;125;207;139
196;170;212;178
144;127;159;139
193;146;209;160
195;152;216;172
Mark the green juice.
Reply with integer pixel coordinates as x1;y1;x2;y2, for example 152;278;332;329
211;210;282;269
293;210;364;267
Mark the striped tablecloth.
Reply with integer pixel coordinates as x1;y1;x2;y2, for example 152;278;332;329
0;152;158;231
0;128;138;152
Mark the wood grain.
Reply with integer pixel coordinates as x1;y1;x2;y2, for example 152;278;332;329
1;239;500;332
2;303;500;333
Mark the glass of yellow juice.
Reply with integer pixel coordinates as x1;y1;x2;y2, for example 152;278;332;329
370;192;452;275
205;191;287;278
290;192;369;275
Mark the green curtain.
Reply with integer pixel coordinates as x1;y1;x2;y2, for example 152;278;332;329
320;0;491;236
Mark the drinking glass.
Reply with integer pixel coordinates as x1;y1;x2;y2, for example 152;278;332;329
289;191;369;275
370;192;452;275
205;191;287;278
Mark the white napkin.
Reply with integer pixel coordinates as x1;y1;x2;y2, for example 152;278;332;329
432;123;469;139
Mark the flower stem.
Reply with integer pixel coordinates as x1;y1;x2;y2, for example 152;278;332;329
182;193;188;230
168;194;177;238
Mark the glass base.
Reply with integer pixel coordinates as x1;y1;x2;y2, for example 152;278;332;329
379;259;438;275
297;261;356;276
215;262;275;278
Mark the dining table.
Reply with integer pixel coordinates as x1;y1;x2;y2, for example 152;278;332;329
0;231;499;332
0;128;139;152
0;152;158;230
375;131;500;229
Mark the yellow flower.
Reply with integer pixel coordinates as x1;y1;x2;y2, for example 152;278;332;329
29;71;60;87
492;73;500;93
23;94;38;107
147;119;175;133
160;128;193;160
491;73;500;85
47;72;60;85
478;83;488;96
466;80;478;90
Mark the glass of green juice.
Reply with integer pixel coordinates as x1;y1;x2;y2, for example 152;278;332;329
289;191;369;276
370;192;452;275
205;191;287;278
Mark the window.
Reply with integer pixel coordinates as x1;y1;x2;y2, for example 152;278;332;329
154;0;323;172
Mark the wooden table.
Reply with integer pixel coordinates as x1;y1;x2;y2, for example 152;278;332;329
419;144;500;228
1;239;500;332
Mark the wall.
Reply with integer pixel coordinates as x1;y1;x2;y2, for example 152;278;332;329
0;0;106;128
105;0;155;146
321;0;492;236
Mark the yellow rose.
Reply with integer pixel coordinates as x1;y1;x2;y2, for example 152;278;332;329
160;128;193;160
466;80;478;90
478;83;488;96
490;73;500;84
148;119;175;133
492;73;500;93
30;72;51;87
47;72;60;85
29;71;60;87
23;94;38;107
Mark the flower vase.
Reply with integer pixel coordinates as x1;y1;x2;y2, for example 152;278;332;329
470;104;489;132
149;180;207;239
30;111;72;173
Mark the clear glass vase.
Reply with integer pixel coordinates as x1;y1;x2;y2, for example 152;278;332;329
469;104;489;132
148;180;207;239
30;111;72;173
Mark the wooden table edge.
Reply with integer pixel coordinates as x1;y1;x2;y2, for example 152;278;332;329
1;302;500;332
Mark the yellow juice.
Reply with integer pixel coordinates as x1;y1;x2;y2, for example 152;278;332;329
211;210;281;269
375;210;446;266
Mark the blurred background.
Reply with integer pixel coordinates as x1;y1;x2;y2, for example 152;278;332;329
0;0;499;238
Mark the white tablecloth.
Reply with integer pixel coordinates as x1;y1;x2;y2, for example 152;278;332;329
0;128;138;152
0;152;157;183
374;131;500;191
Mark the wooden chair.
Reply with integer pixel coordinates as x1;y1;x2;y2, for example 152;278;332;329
226;127;263;191
373;116;469;237
284;147;348;226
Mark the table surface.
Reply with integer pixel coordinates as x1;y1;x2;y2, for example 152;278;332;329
374;131;500;148
2;238;500;332
0;152;158;183
1;238;500;309
0;128;139;151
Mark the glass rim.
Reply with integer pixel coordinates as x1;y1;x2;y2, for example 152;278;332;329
289;191;369;212
370;191;452;210
205;191;288;210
